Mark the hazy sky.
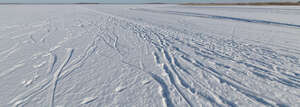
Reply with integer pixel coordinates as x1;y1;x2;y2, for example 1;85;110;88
0;0;299;3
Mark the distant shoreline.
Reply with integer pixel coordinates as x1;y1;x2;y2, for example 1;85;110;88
0;2;300;6
0;3;102;5
181;2;300;6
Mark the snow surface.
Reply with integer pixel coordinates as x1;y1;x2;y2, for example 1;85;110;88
0;4;300;107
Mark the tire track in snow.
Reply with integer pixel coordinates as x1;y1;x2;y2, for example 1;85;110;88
160;48;195;107
179;55;286;106
50;48;73;107
173;56;238;107
128;19;284;106
75;8;186;106
130;21;233;106
78;6;299;106
154;38;220;106
149;72;174;107
165;24;300;90
174;36;293;106
47;53;57;74
189;39;300;89
58;39;98;79
9;38;98;106
177;32;298;105
142;52;175;107
163;45;237;106
93;11;230;106
151;43;230;106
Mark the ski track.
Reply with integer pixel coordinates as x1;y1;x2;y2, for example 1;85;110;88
50;48;73;107
1;5;299;107
83;6;299;106
8;37;99;106
85;6;298;106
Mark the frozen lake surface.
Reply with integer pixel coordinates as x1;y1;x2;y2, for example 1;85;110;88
0;4;300;107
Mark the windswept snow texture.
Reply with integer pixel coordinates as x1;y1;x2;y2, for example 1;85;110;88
1;4;300;107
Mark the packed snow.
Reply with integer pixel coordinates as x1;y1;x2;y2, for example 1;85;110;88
0;4;300;107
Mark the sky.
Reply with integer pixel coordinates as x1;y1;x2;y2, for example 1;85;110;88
0;0;299;3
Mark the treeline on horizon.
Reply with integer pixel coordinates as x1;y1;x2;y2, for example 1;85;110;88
182;1;300;6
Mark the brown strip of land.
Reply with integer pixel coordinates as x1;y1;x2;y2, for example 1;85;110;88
181;2;300;6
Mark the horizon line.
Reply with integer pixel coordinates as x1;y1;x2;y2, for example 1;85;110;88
0;1;299;5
